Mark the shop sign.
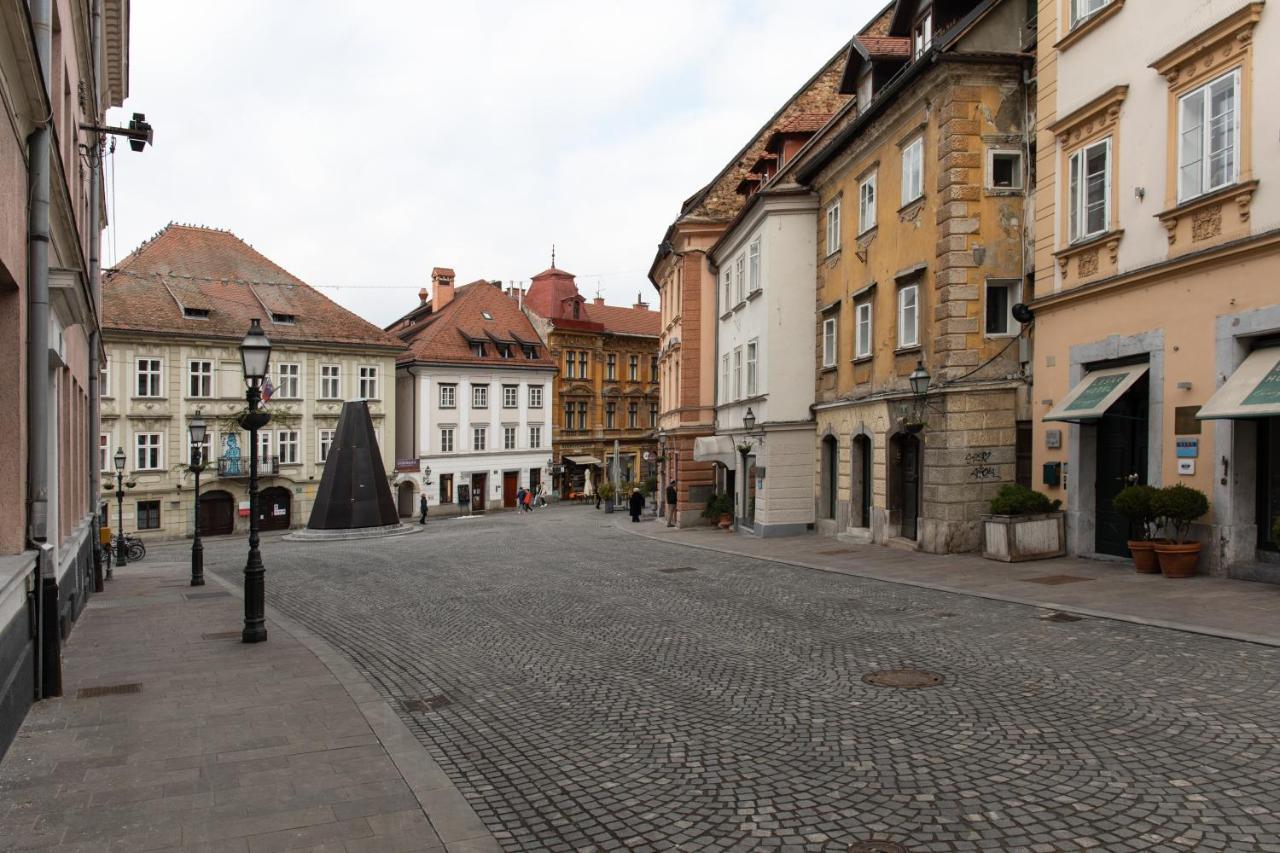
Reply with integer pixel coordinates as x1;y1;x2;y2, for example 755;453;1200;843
1064;373;1125;412
1175;438;1199;459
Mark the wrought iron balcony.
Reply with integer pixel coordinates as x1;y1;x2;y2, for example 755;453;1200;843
216;455;278;477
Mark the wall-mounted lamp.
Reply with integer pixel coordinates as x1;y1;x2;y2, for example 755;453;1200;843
1135;186;1146;201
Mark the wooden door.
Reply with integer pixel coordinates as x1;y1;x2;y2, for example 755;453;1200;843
503;472;518;508
199;490;235;536
471;474;486;511
900;435;921;540
259;487;292;531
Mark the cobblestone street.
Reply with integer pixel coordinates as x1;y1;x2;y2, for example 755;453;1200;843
168;507;1280;852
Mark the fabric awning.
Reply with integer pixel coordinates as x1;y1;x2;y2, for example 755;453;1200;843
565;455;601;465
1044;364;1149;423
1198;347;1280;420
693;435;738;467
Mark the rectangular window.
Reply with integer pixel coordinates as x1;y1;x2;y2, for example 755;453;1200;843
277;430;299;464
135;432;162;470
913;11;932;58
746;339;758;396
577;401;588;431
578;352;587;378
858;173;877;234
607;353;617;380
529;425;542;449
822;317;837;368
565;350;575;379
1070;0;1111;28
439;383;456;408
276;363;299;399
320;364;341;399
628;402;638;428
629;355;639;381
649;403;658;427
825;199;842;254
606;402;616;429
503;426;517;449
898;283;919;349
748;239;760;293
319;428;335;462
855;301;873;359
472;385;488;408
188;360;213;398
985;279;1021;336
136;500;161;531
735;255;746;303
439;473;453;504
902;136;924;204
472;427;486;451
439;427;454;453
650;355;658;380
733;346;743;400
989;150;1023;189
502;385;518;408
470;341;486;358
188;428;213;466
1178;69;1240;203
259;431;271;464
135;358;162;397
721;354;730;402
1068;138;1111;243
529;386;543;408
564;401;575;429
100;363;110;397
722;270;732;311
358;366;378;399
100;434;110;472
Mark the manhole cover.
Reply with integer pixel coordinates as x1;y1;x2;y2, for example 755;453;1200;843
1041;611;1083;622
184;591;231;600
77;683;141;699
201;631;241;640
848;842;909;853
402;695;452;713
658;566;697;573
1022;574;1093;585
862;669;943;689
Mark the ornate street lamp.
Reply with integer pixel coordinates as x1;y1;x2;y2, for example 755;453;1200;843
239;319;272;644
742;407;756;433
112;447;128;572
188;415;207;587
909;360;931;398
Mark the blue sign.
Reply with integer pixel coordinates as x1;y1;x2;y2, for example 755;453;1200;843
1175;438;1199;459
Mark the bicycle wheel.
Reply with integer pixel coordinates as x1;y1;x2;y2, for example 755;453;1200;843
128;542;145;562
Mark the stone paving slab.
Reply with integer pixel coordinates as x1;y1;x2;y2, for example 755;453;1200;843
621;518;1280;646
0;558;499;853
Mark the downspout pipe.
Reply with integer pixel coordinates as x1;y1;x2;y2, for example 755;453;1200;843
27;0;60;699
88;0;104;594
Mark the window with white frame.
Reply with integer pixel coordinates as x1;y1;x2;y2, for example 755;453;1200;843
358;366;378;399
472;385;488;408
735;255;746;303
187;360;212;398
913;10;932;58
722;269;732;311
277;363;300;398
649;402;658;427
1070;0;1112;28
1068;138;1111;243
258;431;271;463
855;301;873;358
565;350;576;379
502;385;518;408
564;401;575;429
135;358;162;397
628;401;638;428
472;426;487;451
629;355;639;381
988;150;1023;190
529;386;543;408
439;427;454;453
503;426;517;449
721;354;730;402
858;173;877;234
985;279;1021;336
188;428;213;466
825;199;842;255
577;401;588;430
898;283;920;349
320;364;341;399
100;434;110;471
902;136;924;204
319;428;335;462
746;339;758;396
748;239;761;293
606;353;616;380
606;401;616;428
578;352;587;377
1178;69;1240;203
277;430;299;464
822;317;837;368
440;383;456;408
733;347;743;400
529;425;542;449
135;432;162;470
100;363;110;397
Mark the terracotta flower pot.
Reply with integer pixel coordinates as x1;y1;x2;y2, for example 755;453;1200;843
718;513;733;529
1153;541;1201;578
1127;540;1160;574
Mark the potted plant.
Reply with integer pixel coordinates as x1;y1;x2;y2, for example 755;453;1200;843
702;492;733;529
1150;484;1209;577
1112;484;1162;573
598;482;616;513
981;484;1065;562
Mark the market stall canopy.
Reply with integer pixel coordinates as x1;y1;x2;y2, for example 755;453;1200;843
1043;364;1149;423
693;435;737;468
1198;347;1280;420
566;455;601;465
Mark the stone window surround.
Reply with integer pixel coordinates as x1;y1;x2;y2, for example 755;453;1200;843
1055;0;1125;52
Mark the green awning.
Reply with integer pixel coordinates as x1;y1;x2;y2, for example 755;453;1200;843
1198;347;1280;420
1043;365;1148;423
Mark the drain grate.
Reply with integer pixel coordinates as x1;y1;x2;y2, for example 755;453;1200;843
848;843;909;853
77;683;141;699
201;631;241;640
1022;574;1093;586
401;695;452;713
1041;611;1083;622
862;669;943;689
657;566;698;574
184;591;231;600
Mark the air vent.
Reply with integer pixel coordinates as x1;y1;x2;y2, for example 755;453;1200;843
78;683;141;698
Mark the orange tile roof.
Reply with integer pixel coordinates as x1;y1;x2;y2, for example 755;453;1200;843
103;224;403;350
398;280;557;368
588;303;661;338
858;35;911;58
773;113;835;134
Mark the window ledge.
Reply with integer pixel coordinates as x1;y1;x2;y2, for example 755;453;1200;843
857;225;878;241
852;355;874;365
819;365;837;374
894;345;922;356
746;288;763;302
1157;179;1258;247
720;310;734;321
984;186;1023;197
1054;0;1125;52
898;196;925;218
1054;229;1124;283
824;248;842;263
1054;229;1124;261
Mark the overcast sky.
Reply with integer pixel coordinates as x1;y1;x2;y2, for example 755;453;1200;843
107;1;883;327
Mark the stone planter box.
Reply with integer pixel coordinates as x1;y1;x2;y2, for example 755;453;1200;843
982;512;1066;562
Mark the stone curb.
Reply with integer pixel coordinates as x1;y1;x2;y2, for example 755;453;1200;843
206;569;501;852
616;520;1280;649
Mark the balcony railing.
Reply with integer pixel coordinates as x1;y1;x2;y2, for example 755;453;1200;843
217;455;279;477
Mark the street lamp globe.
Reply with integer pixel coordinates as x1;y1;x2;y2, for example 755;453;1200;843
909;360;931;398
742;408;756;433
239;318;273;385
188;415;207;447
113;447;125;472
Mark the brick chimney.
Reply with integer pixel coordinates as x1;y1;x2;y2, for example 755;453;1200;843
633;292;649;310
431;267;455;309
594;296;605;306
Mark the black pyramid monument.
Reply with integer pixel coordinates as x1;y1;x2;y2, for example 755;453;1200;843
306;400;399;530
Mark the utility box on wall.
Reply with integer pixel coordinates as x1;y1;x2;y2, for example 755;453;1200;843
1042;461;1062;487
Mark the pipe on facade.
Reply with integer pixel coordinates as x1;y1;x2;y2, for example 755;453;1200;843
88;0;105;594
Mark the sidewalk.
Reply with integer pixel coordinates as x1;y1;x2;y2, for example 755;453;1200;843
0;558;498;853
623;518;1280;647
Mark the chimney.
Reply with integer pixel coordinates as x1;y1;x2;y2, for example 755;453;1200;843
594;296;605;306
633;292;649;310
418;287;428;305
431;267;455;310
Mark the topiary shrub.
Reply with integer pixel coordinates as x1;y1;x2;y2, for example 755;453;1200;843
1150;484;1209;544
1112;484;1159;541
702;492;733;519
989;484;1061;516
598;482;616;502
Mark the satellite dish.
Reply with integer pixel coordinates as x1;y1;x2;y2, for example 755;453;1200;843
1012;303;1034;324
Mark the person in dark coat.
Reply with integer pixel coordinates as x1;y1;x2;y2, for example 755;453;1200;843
665;481;677;527
419;493;428;524
628;487;645;523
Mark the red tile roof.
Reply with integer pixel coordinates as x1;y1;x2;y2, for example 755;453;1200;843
858;35;911;58
588;303;661;338
398;280;556;368
523;267;660;337
773;113;835;134
103;224;403;350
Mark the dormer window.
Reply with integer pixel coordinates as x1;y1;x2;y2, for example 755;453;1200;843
498;344;513;359
572;301;580;319
913;11;932;59
271;312;296;324
471;342;486;357
522;345;538;359
182;307;210;319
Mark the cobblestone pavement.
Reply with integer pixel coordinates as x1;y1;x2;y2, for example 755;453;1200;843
164;507;1280;852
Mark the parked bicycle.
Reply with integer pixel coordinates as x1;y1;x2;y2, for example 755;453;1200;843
102;535;146;568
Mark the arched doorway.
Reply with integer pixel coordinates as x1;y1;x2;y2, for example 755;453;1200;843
397;481;415;518
819;435;838;520
259;486;292;531
200;490;235;536
851;434;872;529
890;432;922;540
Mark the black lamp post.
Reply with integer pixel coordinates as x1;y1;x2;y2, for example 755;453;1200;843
239;319;272;644
188;415;207;587
112;447;128;572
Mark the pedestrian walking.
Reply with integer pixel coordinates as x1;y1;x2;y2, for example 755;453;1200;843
595;490;602;510
516;487;526;512
628;487;644;523
522;489;534;512
419;493;428;524
535;484;547;508
665;480;677;527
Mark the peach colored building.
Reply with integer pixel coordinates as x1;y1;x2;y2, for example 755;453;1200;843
1032;0;1280;579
